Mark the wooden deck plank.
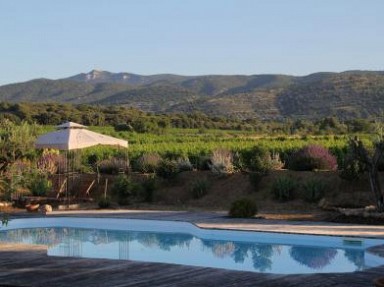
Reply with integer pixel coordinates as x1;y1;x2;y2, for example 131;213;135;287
0;243;383;287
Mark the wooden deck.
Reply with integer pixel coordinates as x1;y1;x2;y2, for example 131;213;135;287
0;243;383;287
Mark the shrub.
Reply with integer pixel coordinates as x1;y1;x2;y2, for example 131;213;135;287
28;176;52;196
245;147;284;172
98;197;111;209
111;175;138;205
156;159;179;179
339;159;364;181
232;151;245;171
268;152;284;170
190;155;211;171
98;158;128;174
55;155;67;172
135;153;162;173
301;179;327;203
271;176;298;202
36;153;58;174
114;123;133;132
287;145;337;171
229;198;258;218
37;152;66;174
87;153;101;170
4;160;32;198
141;175;157;203
176;157;193;171
329;146;347;168
66;150;90;173
209;149;234;174
190;178;210;199
338;145;365;181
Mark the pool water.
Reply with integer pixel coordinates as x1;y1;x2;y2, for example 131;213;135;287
1;217;383;274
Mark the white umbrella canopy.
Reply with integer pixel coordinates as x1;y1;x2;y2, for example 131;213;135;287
35;122;128;150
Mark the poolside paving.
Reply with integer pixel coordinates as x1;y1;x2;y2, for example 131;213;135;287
46;209;384;238
1;209;384;286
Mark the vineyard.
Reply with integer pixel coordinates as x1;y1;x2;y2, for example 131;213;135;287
0;120;376;173
87;126;373;166
1;120;383;215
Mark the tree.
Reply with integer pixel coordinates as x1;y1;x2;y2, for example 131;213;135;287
347;136;384;212
0;120;40;173
347;118;373;133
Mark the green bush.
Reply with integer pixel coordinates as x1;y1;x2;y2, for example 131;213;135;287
192;155;211;171
28;176;52;196
301;179;327;203
114;123;133;132
87;153;101;170
98;197;111;209
339;146;365;181
176;157;193;171
190;178;210;199
229;198;258;218
135;153;162;173
209;149;234;174
140;176;157;203
111;175;138;205
156;159;179;179
271;176;298;202
244;147;284;172
339;159;364;181
82;148;125;172
98;158;128;174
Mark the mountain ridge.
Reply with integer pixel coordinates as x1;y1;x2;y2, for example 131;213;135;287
1;69;384;120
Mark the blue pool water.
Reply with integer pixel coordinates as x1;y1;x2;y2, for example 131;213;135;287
1;217;383;274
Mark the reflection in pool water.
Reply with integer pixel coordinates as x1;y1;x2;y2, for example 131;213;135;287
0;227;378;274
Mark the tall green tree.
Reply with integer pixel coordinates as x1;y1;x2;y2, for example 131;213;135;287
347;136;384;212
0;120;40;173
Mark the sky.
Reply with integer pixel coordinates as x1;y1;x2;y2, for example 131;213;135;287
1;0;384;85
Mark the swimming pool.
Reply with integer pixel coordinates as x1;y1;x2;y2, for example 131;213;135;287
1;217;383;274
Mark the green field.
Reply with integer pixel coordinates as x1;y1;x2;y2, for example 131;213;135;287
3;122;375;167
83;127;374;165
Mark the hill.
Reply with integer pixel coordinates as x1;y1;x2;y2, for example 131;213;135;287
1;70;384;120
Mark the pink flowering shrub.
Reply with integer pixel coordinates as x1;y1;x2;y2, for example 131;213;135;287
287;144;337;171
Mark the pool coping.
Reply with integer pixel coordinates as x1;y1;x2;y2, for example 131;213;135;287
6;208;384;238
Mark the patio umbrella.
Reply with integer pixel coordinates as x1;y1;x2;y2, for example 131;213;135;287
35;122;128;150
34;122;128;204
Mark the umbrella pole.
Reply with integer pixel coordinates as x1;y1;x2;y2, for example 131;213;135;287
66;150;69;208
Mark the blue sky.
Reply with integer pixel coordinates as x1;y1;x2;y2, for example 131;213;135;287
1;0;383;85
